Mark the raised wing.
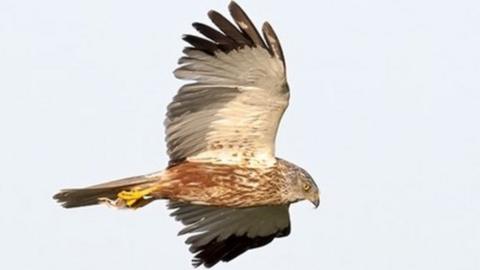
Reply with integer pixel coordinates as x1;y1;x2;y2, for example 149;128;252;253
168;202;291;268
165;2;289;167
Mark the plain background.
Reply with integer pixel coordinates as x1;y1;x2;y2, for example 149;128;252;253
1;0;479;269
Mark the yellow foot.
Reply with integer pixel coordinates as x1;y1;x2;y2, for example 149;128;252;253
117;186;156;207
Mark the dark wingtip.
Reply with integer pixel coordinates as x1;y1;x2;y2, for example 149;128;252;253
227;1;239;11
183;2;282;61
228;1;246;21
182;35;217;55
188;227;290;268
207;10;220;21
261;21;285;68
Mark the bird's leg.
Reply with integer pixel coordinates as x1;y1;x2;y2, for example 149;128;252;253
117;186;157;207
98;197;125;208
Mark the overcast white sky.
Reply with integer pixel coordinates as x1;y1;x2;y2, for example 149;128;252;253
1;0;479;269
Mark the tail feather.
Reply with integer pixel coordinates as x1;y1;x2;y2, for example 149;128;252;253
53;174;159;208
54;186;127;208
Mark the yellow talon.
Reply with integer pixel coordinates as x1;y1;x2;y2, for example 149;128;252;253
117;187;156;207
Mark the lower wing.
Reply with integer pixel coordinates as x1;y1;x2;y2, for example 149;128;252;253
168;201;291;268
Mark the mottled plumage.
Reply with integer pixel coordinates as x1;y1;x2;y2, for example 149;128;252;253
54;1;319;268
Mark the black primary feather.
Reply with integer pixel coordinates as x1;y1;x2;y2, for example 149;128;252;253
262;22;286;68
181;1;285;67
228;1;267;49
192;226;291;268
208;10;251;46
192;22;236;52
168;202;291;268
182;35;217;55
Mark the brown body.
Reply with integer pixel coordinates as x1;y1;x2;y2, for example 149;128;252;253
154;161;287;207
55;159;298;209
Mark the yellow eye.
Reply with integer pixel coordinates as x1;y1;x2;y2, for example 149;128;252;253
303;183;311;191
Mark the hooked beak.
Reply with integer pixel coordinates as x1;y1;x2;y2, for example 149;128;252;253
309;195;320;208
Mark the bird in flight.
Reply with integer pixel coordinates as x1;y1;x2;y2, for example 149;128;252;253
54;1;320;268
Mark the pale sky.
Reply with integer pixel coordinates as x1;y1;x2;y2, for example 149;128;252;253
1;0;479;269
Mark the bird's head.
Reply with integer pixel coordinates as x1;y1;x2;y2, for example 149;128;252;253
279;159;320;208
294;167;320;208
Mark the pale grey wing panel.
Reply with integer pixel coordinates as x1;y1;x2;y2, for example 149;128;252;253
168;202;291;268
165;84;241;161
166;5;289;165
